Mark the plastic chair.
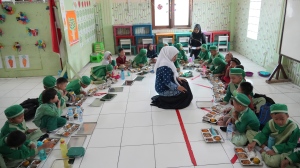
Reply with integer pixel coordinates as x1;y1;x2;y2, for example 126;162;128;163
120;39;132;55
162;38;173;46
178;37;190;54
217;36;229;52
142;39;153;48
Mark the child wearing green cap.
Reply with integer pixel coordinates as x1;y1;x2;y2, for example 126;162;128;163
247;104;300;168
33;88;67;132
281;151;300;168
205;57;227;76
90;64;114;84
0;130;53;168
230;93;260;146
196;44;211;64
66;75;91;96
0;105;44;143
175;43;188;64
202;45;224;68
132;49;148;68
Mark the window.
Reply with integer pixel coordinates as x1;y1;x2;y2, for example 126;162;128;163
151;0;192;29
247;0;262;40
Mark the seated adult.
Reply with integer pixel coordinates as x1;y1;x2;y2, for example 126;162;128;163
150;46;193;109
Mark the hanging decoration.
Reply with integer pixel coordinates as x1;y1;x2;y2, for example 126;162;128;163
0;28;3;36
16;12;30;24
0;14;5;23
13;42;21;52
26;27;38;36
2;4;15;15
35;40;46;51
0;43;4;50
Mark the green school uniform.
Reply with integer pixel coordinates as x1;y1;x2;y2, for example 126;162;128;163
198;50;210;61
175;43;188;62
286;151;300;167
210;57;226;75
66;79;82;95
253;119;300;167
38;88;64;108
90;64;113;84
223;79;246;103
33;103;66;132
231;107;260;146
205;52;224;66
132;49;148;68
0;120;42;142
174;60;180;69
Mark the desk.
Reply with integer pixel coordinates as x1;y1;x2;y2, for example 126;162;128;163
210;30;230;42
155;33;175;44
203;31;213;43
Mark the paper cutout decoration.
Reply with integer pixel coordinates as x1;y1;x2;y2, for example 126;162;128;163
35;40;46;51
66;11;79;46
16;12;30;24
0;29;3;36
0;57;3;69
19;55;30;68
13;42;21;52
27;27;38;36
0;14;5;23
2;5;15;15
0;43;3;50
5;56;16;68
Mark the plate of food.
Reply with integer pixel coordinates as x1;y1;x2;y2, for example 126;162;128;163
55;123;80;137
234;147;263;166
200;128;224;143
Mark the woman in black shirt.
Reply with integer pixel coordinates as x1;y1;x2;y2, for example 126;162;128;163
189;24;206;59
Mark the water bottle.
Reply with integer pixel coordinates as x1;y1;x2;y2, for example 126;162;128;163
121;69;125;80
226;123;233;140
67;108;74;122
37;141;47;160
60;138;68;158
77;106;83;122
192;55;195;61
127;71;130;76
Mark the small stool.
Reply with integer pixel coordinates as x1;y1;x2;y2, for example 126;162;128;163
90;53;103;63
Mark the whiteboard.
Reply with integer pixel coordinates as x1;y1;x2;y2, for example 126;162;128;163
280;0;300;61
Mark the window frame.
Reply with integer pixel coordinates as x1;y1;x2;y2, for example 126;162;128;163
151;0;193;29
247;0;262;40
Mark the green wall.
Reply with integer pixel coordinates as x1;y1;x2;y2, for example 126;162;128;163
0;3;61;78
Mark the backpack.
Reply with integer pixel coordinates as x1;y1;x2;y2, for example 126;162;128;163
19;98;39;121
253;93;275;104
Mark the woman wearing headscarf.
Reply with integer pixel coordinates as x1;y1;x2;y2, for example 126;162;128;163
132;49;148;68
90;64;113;84
146;44;157;63
189;24;206;59
151;46;193;109
102;51;116;67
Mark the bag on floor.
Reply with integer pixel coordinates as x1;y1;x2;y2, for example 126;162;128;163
20;98;39;121
253;93;275;105
258;102;273;130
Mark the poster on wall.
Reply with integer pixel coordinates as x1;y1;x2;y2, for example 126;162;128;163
0;57;3;69
19;55;30;68
5;56;16;69
66;11;79;46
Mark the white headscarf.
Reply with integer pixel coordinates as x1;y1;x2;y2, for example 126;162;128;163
102;51;111;65
154;46;180;86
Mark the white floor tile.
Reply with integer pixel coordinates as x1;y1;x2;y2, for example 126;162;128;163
184;123;213;142
23;88;44;98
80;105;102;116
101;102;127;114
96;114;125;129
254;85;281;94
0;83;22;90
129;85;151;93
179;109;206;124
272;83;300;93
153;125;184;144
121;126;153;146
267;93;296;104
128;92;151;102
285;93;300;103
152;110;179;126
16;82;40;90
108;92;129;102
88;128;123;147
3;89;30;98
124;112;152;127
0;97;22;108
126;101;152;113
195;164;233;168
0;89;11;97
286;103;300;117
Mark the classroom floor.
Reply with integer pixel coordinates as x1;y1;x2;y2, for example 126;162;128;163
1;51;300;168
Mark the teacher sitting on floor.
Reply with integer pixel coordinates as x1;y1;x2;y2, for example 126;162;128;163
151;46;193;109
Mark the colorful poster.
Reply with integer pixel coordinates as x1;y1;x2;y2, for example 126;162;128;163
19;55;30;68
0;57;3;69
5;56;16;69
66;11;79;46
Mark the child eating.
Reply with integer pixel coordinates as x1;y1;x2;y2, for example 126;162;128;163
55;77;69;108
66;76;91;96
132;49;148;68
202;45;224;68
146;44;157;63
197;44;210;64
175;43;188;64
230;93;260;146
116;48;129;69
33;88;67;132
248;104;300;168
0;130;53;167
90;64;114;84
0;105;44;142
222;57;241;84
205;57;226;77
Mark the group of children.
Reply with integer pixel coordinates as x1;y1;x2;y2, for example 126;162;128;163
0;75;92;167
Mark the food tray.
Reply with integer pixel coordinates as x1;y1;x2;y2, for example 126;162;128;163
89;98;104;107
67;135;87;148
87;88;98;96
100;94;117;101
67;97;87;106
201;128;224;143
137;71;148;75
18;159;41;168
202;112;223;124
56;123;80;137
196;101;213;108
76;122;97;135
108;87;124;92
134;76;145;81
123;80;134;86
50;159;71;168
42;138;60;148
234;147;263;166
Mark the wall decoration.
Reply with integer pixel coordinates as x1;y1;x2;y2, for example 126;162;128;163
13;42;21;52
0;14;5;23
66;10;79;46
0;43;3;50
5;56;16;68
27;27;38;36
35;40;46;51
0;28;3;36
16;12;30;24
2;4;15;15
0;57;3;69
19;55;30;68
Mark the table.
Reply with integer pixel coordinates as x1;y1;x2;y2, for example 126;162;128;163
210;30;230;42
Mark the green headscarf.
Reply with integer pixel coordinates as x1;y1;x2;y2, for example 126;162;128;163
133;49;147;65
90;65;112;81
175;43;182;50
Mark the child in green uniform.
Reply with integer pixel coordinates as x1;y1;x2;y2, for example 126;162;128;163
230;93;260;146
202;45;224;68
90;64;113;84
0;130;52;168
205;57;226;77
281;151;300;168
0;105;44;142
196;44;210;64
175;43;188;64
132;49;148;68
248;104;300;168
56;77;70;104
66;76;91;96
221;68;245;105
33;88;67;132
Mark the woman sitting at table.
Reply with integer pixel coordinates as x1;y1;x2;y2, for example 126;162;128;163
151;46;193;109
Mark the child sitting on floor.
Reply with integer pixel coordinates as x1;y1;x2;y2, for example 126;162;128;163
0;130;53;168
90;64;114;84
175;43;188;64
221;68;246;105
197;44;210;64
132;49;148;68
221;53;235;83
147;44;157;63
33;88;67;132
202;45;224;68
55;77;69;107
281;150;300;168
230;93;260;146
66;76;91;96
116;48;130;69
0;105;45;142
248;104;300;168
205;57;226;77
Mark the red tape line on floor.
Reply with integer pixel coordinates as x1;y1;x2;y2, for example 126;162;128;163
194;84;211;89
191;75;201;80
201;108;212;113
176;109;197;166
231;154;238;164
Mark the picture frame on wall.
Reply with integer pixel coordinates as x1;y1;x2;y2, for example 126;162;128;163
5;56;16;69
19;55;30;68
